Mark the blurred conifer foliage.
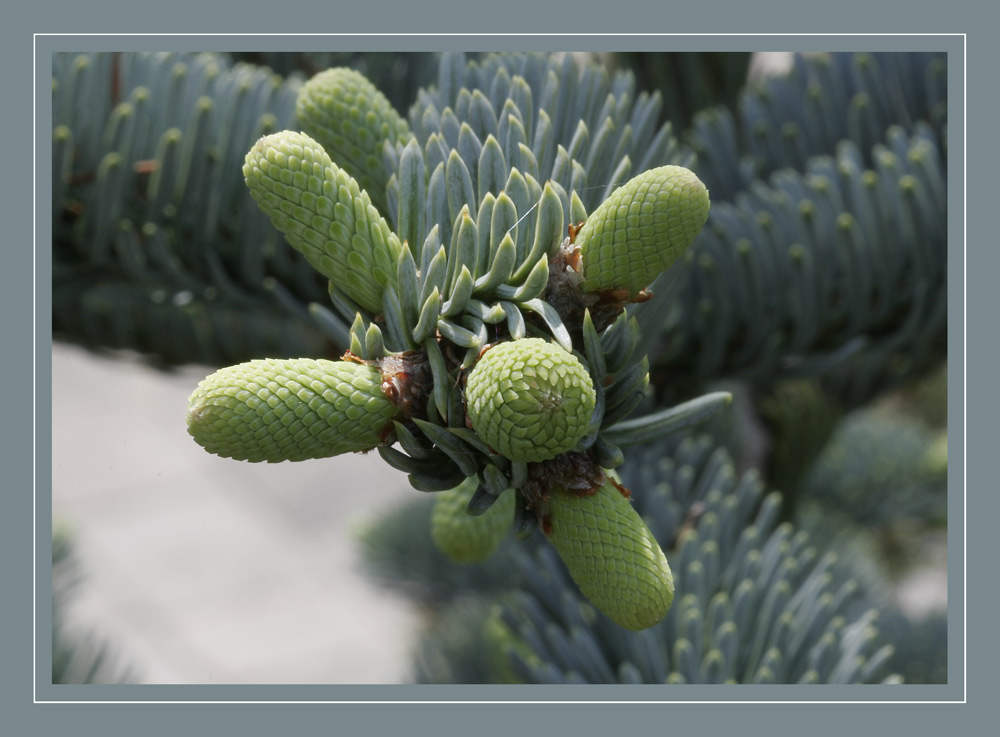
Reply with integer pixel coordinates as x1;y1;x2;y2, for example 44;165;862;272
51;528;136;684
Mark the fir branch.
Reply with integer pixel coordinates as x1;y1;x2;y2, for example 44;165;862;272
52;528;137;684
52;51;335;366
408;434;901;684
691;51;947;203
645;126;946;408
392;51;693;252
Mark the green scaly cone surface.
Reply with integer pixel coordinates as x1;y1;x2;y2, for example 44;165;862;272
243;130;402;314
187;357;399;463
465;338;596;464
431;478;515;563
546;478;674;631
296;67;412;216
577;165;710;296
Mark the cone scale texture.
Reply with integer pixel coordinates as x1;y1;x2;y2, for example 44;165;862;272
187;358;398;463
546;478;674;631
296;67;411;209
243;130;401;314
465;339;596;464
577;165;710;296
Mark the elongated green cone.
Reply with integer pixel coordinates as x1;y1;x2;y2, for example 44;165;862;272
243;130;402;314
187;358;399;462
296;68;412;216
431;479;515;563
546;478;674;630
576;165;710;296
465;338;596;463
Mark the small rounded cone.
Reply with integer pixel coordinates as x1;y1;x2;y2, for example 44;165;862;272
465;338;596;463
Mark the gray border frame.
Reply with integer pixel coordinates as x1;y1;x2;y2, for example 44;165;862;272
10;0;987;731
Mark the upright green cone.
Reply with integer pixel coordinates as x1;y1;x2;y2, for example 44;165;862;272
187;357;399;463
576;165;710;296
546;478;674;631
465;338;596;463
243;130;402;314
296;67;412;216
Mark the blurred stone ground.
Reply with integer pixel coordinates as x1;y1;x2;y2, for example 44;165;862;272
51;342;424;684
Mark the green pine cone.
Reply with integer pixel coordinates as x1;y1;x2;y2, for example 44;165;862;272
187;357;399;462
465;338;596;464
243;130;402;314
577;165;710;296
546;478;674;631
296;67;412;216
430;478;515;563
